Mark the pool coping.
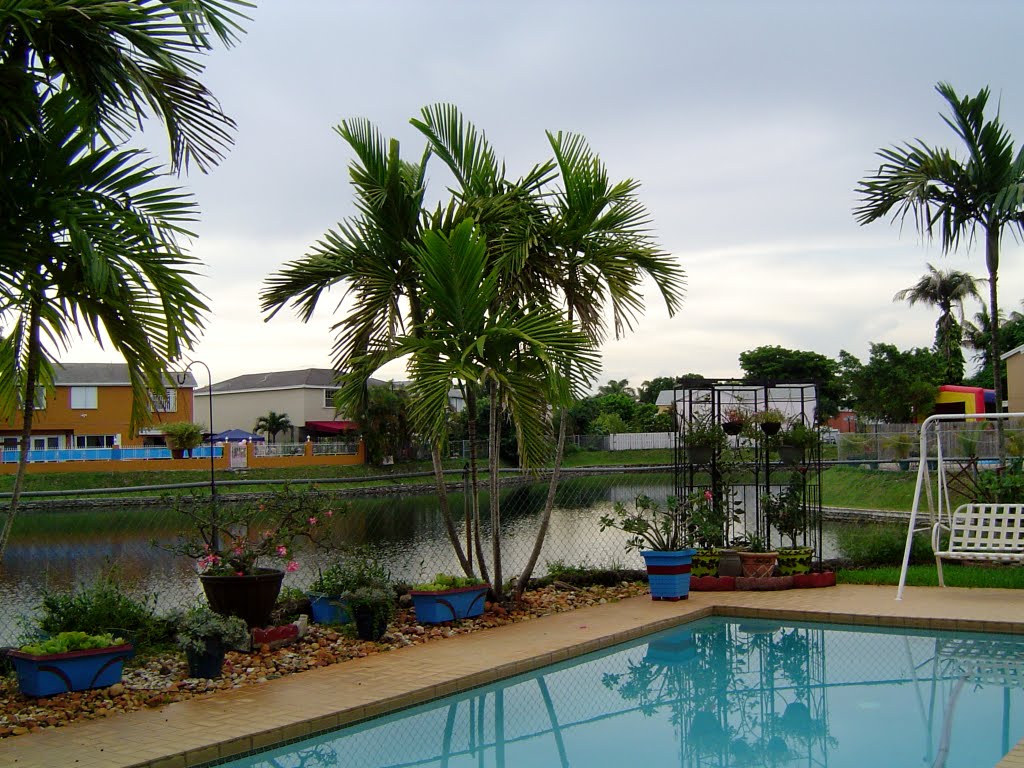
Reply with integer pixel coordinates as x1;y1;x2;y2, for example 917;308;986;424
3;584;1024;768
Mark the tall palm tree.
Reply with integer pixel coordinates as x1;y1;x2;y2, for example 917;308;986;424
892;263;983;383
0;0;249;172
338;221;600;600
253;412;292;444
412;112;686;595
0;96;206;559
856;82;1024;448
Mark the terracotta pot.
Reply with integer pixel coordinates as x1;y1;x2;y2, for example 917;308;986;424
738;551;778;578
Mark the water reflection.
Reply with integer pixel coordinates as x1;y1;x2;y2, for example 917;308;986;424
232;619;1024;768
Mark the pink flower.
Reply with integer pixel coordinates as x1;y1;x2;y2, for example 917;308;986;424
325;510;333;518
704;490;713;501
276;545;288;557
235;571;245;577
308;516;318;525
233;545;244;555
286;560;300;573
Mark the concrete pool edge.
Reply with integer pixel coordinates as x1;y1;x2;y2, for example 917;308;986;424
3;584;1024;768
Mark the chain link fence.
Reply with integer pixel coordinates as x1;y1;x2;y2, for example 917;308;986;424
0;468;678;646
836;421;1024;465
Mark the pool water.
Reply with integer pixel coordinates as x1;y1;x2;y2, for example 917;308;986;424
222;618;1024;768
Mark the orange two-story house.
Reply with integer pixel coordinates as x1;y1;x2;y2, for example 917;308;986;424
1;362;197;451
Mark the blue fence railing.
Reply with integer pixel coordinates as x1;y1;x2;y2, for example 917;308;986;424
1;446;223;463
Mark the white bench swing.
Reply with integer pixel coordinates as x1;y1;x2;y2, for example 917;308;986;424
897;412;1024;600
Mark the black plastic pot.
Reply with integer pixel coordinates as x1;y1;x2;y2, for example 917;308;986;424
200;568;284;628
185;638;225;679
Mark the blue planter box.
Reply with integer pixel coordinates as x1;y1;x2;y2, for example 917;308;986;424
7;643;132;697
641;549;696;601
307;593;351;625
410;584;489;624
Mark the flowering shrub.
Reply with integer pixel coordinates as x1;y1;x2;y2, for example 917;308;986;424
157;486;343;576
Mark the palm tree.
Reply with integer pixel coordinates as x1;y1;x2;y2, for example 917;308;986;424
412;112;685;595
0;0;249;172
253;412;293;444
892;263;983;383
0;96;206;559
856;82;1024;448
338;221;600;600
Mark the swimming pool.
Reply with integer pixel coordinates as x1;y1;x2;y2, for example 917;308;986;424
219;617;1024;768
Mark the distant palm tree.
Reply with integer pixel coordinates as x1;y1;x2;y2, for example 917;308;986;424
597;379;637;399
892;263;983;383
856;82;1024;441
254;412;292;444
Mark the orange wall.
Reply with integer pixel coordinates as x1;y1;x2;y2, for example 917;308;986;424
1;385;194;446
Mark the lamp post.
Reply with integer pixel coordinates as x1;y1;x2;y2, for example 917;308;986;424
177;359;218;548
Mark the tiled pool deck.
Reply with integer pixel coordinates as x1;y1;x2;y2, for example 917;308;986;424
2;584;1024;768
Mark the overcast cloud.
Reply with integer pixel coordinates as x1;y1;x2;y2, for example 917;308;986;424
63;0;1024;390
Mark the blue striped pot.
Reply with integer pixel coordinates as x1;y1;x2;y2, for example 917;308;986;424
641;549;696;601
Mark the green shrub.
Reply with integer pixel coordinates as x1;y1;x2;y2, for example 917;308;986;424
35;570;173;651
835;523;936;566
412;573;486;591
19;631;125;656
308;546;390;595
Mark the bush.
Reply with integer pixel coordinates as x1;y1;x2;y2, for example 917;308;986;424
308;546;390;595
34;570;174;651
835;523;936;566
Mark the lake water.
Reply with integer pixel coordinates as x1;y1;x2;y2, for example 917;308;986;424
0;475;845;646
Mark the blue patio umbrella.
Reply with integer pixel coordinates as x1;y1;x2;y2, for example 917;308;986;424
211;428;265;442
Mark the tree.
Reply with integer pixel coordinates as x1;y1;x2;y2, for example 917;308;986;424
0;95;206;559
253;412;292;444
738;346;843;419
597;379;637;399
892;263;983;383
963;303;1024;389
856;82;1024;447
357;385;412;464
338;221;599;600
0;1;248;561
843;344;945;423
638;376;679;404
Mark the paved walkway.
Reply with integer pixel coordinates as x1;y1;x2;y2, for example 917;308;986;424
2;584;1023;768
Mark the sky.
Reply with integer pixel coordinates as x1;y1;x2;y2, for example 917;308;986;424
63;0;1024;392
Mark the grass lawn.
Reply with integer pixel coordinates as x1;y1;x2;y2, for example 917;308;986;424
838;563;1024;589
821;465;921;511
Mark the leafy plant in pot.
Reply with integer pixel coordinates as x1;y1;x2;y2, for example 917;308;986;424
683;413;727;465
599;494;696;600
778;422;819;466
175;605;250;679
162;421;206;458
762;474;812;575
733;533;778;578
344;586;394;641
755;409;785;436
882;431;916;470
7;631;132;697
409;573;489;623
307;546;390;625
687;488;743;577
721;408;748;436
156;486;340;627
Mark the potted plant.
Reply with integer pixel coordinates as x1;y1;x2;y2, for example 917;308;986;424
778;423;819;465
721;408;747;436
175;605;249;679
734;533;778;578
687;488;743;580
684;413;727;465
409;573;489;623
763;475;813;575
755;409;785;436
599;494;697;601
344;586;394;641
840;432;874;467
308;547;391;625
156;485;339;627
6;631;132;697
162;421;206;458
882;431;916;470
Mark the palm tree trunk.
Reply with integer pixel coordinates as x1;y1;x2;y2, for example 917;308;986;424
986;227;1005;459
430;443;473;577
489;381;502;601
0;300;42;561
465;388;489;584
515;409;567;597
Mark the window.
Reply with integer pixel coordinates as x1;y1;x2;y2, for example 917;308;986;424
324;389;338;408
70;386;98;409
75;435;115;448
150;388;177;413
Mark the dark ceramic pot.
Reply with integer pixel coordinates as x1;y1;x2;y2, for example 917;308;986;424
200;568;284;628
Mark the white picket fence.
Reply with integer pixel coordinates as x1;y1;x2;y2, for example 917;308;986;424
606;432;674;451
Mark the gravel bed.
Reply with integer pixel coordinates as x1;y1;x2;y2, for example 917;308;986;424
0;581;649;738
